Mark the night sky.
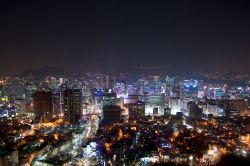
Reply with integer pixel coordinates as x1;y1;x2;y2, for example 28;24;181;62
0;0;250;75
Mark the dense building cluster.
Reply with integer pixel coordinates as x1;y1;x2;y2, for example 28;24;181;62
0;71;249;165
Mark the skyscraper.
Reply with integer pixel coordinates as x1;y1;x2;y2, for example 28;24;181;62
63;89;83;124
126;101;145;118
188;101;203;119
101;75;116;89
53;91;63;117
102;106;122;123
32;91;53;120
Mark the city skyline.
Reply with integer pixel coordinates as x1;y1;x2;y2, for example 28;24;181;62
1;1;250;165
1;1;250;75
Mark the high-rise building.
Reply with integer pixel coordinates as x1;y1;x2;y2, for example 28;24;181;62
24;82;36;102
169;97;181;115
102;106;122;123
166;76;177;97
180;80;198;99
213;88;225;99
145;95;166;116
32;91;53;120
164;107;171;115
113;83;126;98
63;89;83;124
188;101;203;119
102;92;116;108
101;91;123;123
138;79;144;96
0;149;18;166
206;103;220;117
119;73;127;87
11;84;24;100
101;75;116;90
125;101;145;118
53;91;63;117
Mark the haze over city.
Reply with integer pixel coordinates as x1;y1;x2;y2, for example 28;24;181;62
1;1;250;75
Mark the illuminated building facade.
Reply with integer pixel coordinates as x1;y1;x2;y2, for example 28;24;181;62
214;88;225;99
145;95;166;116
180;79;198;99
53;91;63;117
24;82;36;102
206;103;220;117
113;83;126;98
102;92;116;108
63;89;83;124
125;101;145;118
169;97;181;115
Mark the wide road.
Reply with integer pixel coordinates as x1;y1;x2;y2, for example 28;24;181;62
66;115;99;166
33;115;99;166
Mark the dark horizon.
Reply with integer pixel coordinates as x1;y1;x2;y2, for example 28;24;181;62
1;0;250;75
